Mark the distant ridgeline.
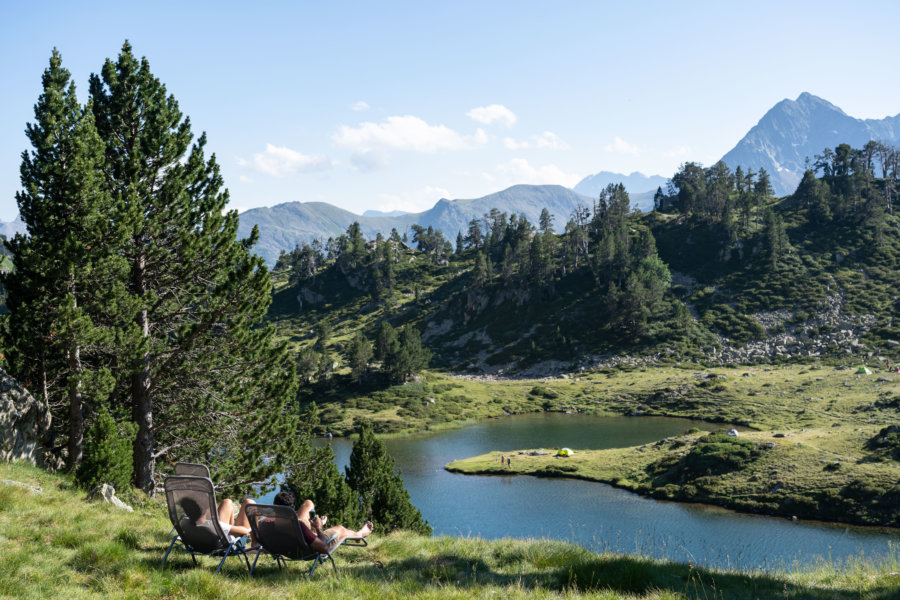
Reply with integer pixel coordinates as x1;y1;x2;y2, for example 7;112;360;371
269;142;900;377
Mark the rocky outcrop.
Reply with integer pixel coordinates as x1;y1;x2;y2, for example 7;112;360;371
711;292;878;364
0;368;50;467
87;484;134;512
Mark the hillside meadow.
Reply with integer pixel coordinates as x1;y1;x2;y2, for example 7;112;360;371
1;462;899;600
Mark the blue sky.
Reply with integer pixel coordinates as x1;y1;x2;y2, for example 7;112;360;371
2;0;899;221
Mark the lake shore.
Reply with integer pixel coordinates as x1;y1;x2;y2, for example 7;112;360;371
445;425;900;530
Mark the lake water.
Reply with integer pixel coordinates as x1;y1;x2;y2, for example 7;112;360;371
266;413;899;571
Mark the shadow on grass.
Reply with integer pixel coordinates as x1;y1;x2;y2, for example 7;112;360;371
140;544;900;600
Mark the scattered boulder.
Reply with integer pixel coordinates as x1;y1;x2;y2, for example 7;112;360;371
0;368;51;467
726;429;739;437
87;484;133;512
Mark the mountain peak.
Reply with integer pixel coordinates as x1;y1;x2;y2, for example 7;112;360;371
792;92;846;115
721;94;898;195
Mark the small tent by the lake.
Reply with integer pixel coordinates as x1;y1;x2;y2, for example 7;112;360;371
856;366;872;375
557;447;573;457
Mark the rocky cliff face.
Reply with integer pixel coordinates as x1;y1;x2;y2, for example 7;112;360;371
0;368;51;467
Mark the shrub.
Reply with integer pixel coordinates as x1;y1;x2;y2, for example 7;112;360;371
75;408;136;493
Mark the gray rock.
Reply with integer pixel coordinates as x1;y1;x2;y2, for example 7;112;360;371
0;479;42;494
0;368;51;467
87;484;134;512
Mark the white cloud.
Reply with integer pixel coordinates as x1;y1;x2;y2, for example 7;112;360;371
351;100;369;112
466;104;517;127
604;136;640;155
333;115;486;154
503;131;568;150
376;185;450;214
664;145;691;158
485;158;581;189
238;144;331;176
238;174;253;183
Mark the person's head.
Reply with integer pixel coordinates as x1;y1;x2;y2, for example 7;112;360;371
179;497;203;521
273;489;295;508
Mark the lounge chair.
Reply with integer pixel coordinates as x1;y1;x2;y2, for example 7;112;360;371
166;464;211;537
245;503;367;577
174;462;211;479
162;475;253;574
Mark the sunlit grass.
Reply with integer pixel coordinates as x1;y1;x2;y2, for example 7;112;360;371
1;461;898;599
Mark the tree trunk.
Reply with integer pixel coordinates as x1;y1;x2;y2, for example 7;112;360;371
66;276;84;472
132;250;155;493
66;343;84;471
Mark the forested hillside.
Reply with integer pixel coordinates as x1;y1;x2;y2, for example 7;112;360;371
269;143;900;383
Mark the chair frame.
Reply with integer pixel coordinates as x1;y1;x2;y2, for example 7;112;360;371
162;475;253;575
245;503;366;577
173;462;212;479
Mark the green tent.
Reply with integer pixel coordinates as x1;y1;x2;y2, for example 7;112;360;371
856;366;872;375
557;447;573;457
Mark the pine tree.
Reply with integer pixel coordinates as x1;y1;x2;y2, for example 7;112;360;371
88;42;301;493
374;321;399;362
345;420;430;534
282;404;362;525
384;326;430;384
3;49;126;471
346;332;373;385
76;408;136;493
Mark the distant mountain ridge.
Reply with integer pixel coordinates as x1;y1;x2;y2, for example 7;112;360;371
573;171;667;199
238;185;595;265
720;92;900;195
0;216;26;239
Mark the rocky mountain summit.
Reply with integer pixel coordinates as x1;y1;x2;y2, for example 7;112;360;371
721;92;900;196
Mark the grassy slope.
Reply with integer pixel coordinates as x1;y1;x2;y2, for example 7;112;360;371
1;462;898;600
305;362;897;437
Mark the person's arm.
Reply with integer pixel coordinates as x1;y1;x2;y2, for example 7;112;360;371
300;518;330;554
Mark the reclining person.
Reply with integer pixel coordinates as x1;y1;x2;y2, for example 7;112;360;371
272;490;373;553
180;496;254;543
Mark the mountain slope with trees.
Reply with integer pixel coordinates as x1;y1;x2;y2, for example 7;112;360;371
269;142;900;390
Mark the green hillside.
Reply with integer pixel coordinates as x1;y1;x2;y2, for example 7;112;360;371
269;148;900;382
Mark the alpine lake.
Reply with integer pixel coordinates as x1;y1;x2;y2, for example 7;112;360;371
263;413;898;571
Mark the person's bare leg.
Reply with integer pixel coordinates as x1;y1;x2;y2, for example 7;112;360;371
323;520;374;543
234;498;257;545
217;498;235;525
234;498;255;529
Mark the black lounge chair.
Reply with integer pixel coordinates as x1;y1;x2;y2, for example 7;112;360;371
162;475;252;574
174;462;211;479
245;503;367;577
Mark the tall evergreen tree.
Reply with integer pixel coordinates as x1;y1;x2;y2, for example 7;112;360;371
3;49;127;471
346;332;373;385
88;42;301;493
282;404;362;525
345;420;430;534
